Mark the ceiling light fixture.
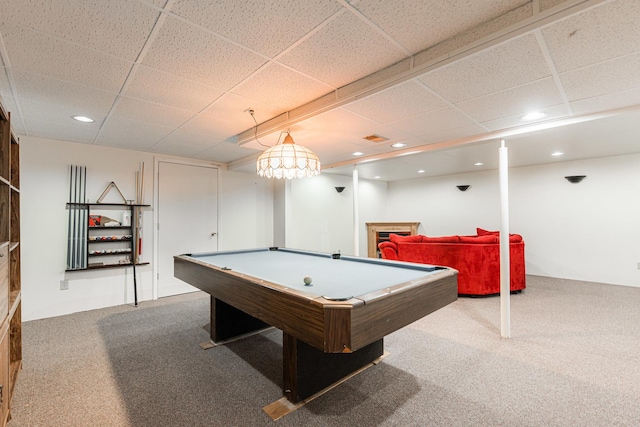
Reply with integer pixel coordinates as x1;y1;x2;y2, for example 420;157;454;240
521;112;547;121
474;162;484;166
256;131;321;179
391;142;407;148
248;109;321;179
552;151;564;156
73;115;94;123
418;169;425;174
352;151;364;156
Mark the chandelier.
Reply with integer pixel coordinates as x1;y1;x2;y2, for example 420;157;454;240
256;132;321;179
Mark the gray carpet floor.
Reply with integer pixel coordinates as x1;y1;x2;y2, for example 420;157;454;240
8;275;640;426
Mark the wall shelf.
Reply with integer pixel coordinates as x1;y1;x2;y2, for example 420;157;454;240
65;202;149;272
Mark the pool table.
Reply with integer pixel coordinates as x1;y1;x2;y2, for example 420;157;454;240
174;247;457;404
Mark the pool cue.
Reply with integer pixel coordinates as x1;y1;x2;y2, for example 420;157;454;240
74;166;80;269
78;166;83;269
71;166;77;269
132;204;138;306
66;165;73;270
137;162;144;258
81;166;87;269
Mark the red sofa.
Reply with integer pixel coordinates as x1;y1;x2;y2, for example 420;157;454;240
378;228;526;296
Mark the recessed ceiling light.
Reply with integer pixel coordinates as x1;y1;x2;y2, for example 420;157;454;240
474;162;484;166
552;151;564;156
352;151;364;156
73;115;94;123
521;112;547;121
374;176;381;179
418;169;425;174
391;142;407;148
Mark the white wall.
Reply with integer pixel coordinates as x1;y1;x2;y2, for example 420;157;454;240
385;153;640;287
386;171;501;236
285;173;387;255
510;155;640;286
218;169;274;250
21;136;274;321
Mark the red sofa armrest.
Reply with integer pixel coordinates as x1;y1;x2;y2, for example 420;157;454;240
378;241;399;260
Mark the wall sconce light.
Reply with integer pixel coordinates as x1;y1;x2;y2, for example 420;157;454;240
456;185;471;192
564;175;586;184
335;187;345;193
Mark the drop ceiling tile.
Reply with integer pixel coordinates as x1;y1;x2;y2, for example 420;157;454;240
0;96;25;133
390;106;477;137
111;96;195;128
570;87;640;116
418;33;551;103
171;0;341;57
342;80;448;123
481;104;569;131
151;129;229;158
278;11;407;88
193;140;261;163
416;123;488;145
19;98;105;133
237;130;287;152
203;92;283;126
141;16;267;90
0;23;131;93
541;0;640;72
24;116;99;144
560;52;640;101
231;63;334;111
352;0;528;54
154;128;225;151
2;0;160;61
539;0;567;11
456;77;563;123
0;69;10;94
151;142;204;159
124;66;225;112
180;113;248;138
11;71;117;117
293;107;414;147
95;116;174;150
413;3;533;70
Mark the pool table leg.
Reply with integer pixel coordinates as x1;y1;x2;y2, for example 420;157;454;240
282;333;384;403
210;296;270;342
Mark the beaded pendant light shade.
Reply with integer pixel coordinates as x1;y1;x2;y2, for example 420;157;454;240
256;133;321;179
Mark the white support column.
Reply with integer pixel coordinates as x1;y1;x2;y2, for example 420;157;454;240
352;166;359;256
499;140;511;338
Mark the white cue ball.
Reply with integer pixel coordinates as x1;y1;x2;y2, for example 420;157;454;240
303;276;312;285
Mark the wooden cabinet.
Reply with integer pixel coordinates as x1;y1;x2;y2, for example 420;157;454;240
0;96;22;426
366;222;420;258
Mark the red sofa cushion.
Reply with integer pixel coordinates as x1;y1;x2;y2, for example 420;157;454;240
422;235;460;243
476;228;523;243
389;233;423;243
459;235;498;244
476;227;497;236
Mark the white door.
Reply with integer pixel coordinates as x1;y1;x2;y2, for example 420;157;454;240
157;161;218;297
